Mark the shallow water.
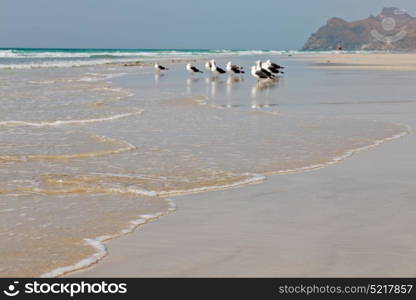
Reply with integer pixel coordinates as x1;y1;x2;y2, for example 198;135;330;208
0;55;409;277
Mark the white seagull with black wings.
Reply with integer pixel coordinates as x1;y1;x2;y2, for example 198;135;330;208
256;61;276;79
210;60;226;75
263;60;284;74
186;63;203;74
226;62;245;74
154;62;168;71
251;66;273;80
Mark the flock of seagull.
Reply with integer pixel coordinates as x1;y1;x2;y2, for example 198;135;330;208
154;59;285;80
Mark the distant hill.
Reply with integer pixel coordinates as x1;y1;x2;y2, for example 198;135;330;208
302;7;416;51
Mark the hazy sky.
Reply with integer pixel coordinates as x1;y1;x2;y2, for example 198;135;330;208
1;0;416;49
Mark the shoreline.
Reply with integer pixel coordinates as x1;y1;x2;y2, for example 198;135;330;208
0;49;287;70
73;123;416;277
59;124;410;278
69;53;416;278
3;52;416;277
3;50;416;71
41;199;177;278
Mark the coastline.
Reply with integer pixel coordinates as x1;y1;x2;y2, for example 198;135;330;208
52;125;408;278
73;123;416;277
41;199;177;278
69;53;416;278
300;53;416;71
3;52;416;277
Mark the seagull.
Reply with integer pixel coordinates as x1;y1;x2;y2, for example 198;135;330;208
256;61;275;79
263;61;284;75
266;59;284;70
205;60;213;72
226;62;245;74
251;66;273;80
210;60;226;75
186;63;203;74
154;62;168;71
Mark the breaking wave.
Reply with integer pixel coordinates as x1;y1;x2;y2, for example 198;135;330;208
0;110;144;128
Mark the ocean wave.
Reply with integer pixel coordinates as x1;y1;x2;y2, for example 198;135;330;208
0;49;394;69
40;171;266;199
40;198;176;278
0;49;290;69
78;72;128;82
0;110;143;128
34;124;411;278
0;134;136;163
265;125;411;176
157;173;266;197
0;50;150;59
0;59;132;69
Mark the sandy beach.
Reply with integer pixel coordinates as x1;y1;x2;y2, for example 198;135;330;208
5;4;416;297
304;53;416;71
76;132;416;277
70;53;416;277
1;51;416;277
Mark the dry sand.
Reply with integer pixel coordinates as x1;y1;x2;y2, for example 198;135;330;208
301;53;416;71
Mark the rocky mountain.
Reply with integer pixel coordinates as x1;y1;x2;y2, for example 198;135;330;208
302;7;416;51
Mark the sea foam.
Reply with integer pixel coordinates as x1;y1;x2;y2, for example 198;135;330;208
0;110;144;128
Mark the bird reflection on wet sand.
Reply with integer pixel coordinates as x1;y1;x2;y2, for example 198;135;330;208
186;77;200;94
251;79;279;109
154;72;166;86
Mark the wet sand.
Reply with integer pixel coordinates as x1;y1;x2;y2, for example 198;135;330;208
6;53;406;277
73;54;416;277
75;127;416;277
